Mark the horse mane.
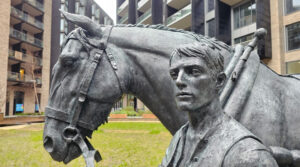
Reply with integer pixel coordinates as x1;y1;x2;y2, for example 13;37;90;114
113;24;233;53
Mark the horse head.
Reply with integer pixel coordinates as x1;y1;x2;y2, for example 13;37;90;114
43;11;125;164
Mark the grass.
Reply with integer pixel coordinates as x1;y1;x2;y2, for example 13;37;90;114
0;122;172;167
112;106;153;116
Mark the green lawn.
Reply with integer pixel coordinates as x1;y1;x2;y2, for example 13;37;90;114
0;122;172;167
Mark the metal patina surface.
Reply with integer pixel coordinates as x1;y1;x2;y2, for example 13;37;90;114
43;11;300;166
160;42;278;167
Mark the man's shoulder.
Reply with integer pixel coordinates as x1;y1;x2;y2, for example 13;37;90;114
218;115;278;166
223;137;278;167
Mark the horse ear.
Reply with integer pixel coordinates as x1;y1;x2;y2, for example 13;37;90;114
59;9;102;38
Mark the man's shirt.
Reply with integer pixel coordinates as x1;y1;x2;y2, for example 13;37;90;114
160;114;278;167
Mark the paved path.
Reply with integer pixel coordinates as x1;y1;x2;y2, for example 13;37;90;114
0;123;43;130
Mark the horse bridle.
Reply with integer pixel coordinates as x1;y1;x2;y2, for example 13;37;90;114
45;26;121;167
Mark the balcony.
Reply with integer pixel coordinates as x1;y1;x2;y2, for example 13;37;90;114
137;9;151;24
119;14;128;24
24;0;44;12
118;0;129;16
220;0;243;6
10;28;43;48
7;71;35;83
167;0;190;10
138;0;151;12
11;6;43;30
167;4;191;29
9;50;42;67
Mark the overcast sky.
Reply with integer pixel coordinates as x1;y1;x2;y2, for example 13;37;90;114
95;0;116;24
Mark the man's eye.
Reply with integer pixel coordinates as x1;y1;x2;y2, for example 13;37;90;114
186;67;201;76
192;68;201;75
170;71;178;80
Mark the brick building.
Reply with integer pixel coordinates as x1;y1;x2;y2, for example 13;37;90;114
116;0;300;109
0;0;113;117
0;0;51;116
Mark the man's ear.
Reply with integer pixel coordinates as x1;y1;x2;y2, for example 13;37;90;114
216;72;226;91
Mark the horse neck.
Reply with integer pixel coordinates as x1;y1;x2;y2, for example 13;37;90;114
109;26;195;110
121;46;174;112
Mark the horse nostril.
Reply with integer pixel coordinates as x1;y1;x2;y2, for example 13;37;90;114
44;136;54;153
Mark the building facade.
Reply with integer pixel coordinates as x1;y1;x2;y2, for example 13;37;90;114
0;0;113;117
0;0;52;116
51;0;114;73
116;0;300;109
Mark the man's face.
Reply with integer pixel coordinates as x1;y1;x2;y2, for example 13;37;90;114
169;54;217;112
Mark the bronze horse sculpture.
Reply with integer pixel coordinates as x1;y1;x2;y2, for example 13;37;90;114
43;11;300;166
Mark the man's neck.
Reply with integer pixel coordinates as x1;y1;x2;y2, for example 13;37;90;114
188;98;224;133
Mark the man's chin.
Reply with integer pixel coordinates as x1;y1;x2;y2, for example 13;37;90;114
177;103;193;112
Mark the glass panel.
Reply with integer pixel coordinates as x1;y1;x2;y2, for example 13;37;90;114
60;19;64;32
234;33;254;46
60;33;65;45
234;8;240;29
287;22;300;51
137;8;151;23
75;2;80;14
287;61;300;74
286;0;300;14
251;2;256;23
207;19;215;37
207;0;214;12
167;4;191;25
233;1;256;29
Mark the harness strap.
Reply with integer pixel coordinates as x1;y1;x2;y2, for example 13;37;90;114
64;26;113;167
70;50;103;126
45;107;94;130
99;26;113;50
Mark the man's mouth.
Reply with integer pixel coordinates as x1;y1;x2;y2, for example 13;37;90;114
176;92;193;99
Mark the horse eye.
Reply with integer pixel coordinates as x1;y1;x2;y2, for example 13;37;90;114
61;57;76;67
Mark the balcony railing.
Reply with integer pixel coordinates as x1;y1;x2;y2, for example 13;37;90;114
24;0;44;11
10;28;43;48
119;14;128;24
35;78;42;85
11;6;44;29
138;0;149;9
167;4;191;25
7;71;35;83
8;50;43;66
137;8;151;23
118;0;129;14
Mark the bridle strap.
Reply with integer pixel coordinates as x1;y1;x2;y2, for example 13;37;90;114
70;26;113;127
61;26;113;167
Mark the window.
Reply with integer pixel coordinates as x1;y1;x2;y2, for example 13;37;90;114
60;19;64;32
207;19;215;37
286;0;300;15
75;2;80;14
79;6;85;15
207;0;215;12
286;22;300;51
60;33;65;45
92;4;95;15
287;61;300;74
234;33;254;46
14;91;24;114
233;0;256;29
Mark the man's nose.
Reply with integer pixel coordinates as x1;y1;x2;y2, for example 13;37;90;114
176;70;187;89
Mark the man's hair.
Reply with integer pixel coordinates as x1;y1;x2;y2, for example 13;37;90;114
170;42;224;79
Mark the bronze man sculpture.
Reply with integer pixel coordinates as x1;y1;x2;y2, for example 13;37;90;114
160;43;278;167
